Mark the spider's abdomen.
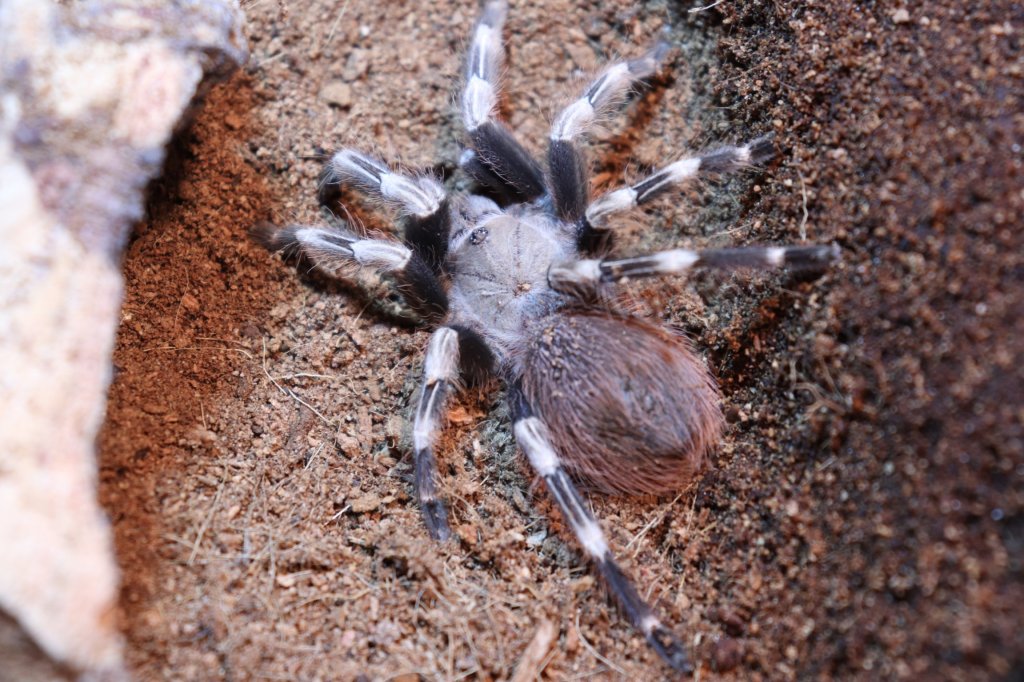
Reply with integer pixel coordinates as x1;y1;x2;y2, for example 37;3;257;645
520;311;723;496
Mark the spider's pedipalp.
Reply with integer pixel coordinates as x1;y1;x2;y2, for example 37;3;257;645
549;243;840;290
412;327;462;542
585;135;776;230
256;223;448;322
321;149;451;271
548;44;669;223
510;388;693;674
460;0;546;202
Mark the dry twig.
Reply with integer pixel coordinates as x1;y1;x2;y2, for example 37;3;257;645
511;619;558;682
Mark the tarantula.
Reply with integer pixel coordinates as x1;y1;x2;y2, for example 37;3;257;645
258;0;837;673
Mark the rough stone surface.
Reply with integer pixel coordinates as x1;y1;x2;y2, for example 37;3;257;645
0;0;245;675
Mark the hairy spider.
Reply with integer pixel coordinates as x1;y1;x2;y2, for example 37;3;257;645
257;0;837;673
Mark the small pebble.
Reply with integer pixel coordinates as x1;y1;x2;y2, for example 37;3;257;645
142;402;168;415
320;80;353;108
180;292;200;313
712;636;743;672
349;493;381;513
190;427;217;444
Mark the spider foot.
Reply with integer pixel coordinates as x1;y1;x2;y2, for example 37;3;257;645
746;132;776;165
421;499;452;543
647;623;694;675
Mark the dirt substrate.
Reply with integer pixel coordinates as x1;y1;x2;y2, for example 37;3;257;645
97;1;1022;680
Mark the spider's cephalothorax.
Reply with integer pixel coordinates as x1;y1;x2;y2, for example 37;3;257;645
258;0;837;673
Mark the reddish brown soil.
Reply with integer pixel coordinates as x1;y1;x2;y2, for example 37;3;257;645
98;1;1022;680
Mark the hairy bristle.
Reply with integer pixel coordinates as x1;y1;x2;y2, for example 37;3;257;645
747;133;776;165
521;312;723;496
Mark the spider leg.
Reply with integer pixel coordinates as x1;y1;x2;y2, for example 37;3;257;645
548;44;669;224
461;0;546;202
255;223;448;324
320;149;451;272
549;242;840;291
584;135;776;230
509;387;693;673
411;327;463;541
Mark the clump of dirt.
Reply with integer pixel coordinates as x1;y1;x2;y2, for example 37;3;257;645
98;1;1022;680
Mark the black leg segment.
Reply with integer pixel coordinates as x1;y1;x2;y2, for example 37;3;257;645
411;328;462;542
402;198;451;275
254;223;449;324
468;121;547;202
547;138;589;223
508;384;694;674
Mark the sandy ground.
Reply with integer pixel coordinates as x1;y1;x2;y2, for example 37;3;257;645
96;0;1022;680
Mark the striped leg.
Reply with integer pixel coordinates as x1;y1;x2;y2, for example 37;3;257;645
550;243;840;291
255;224;448;323
585;136;775;230
320;149;451;272
460;0;546;201
509;388;693;673
548;45;668;223
411;328;462;542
